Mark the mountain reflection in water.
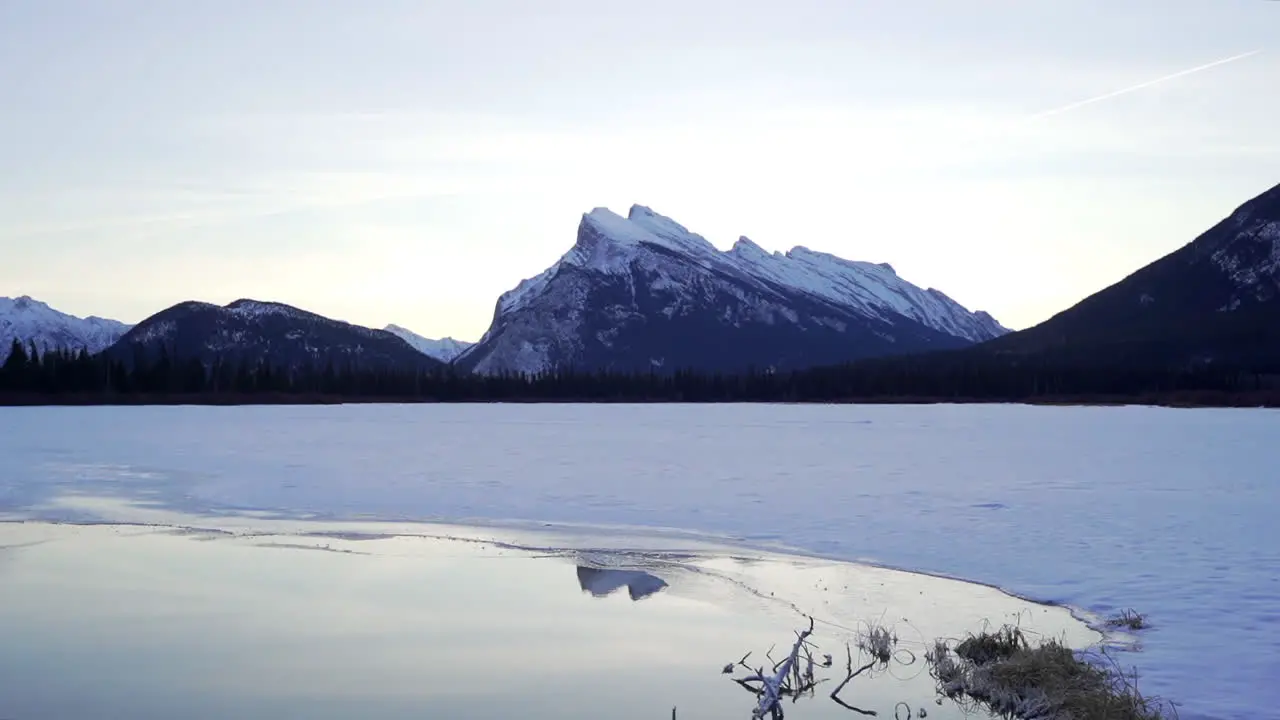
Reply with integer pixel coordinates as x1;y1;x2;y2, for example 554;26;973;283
576;565;669;600
0;522;1095;720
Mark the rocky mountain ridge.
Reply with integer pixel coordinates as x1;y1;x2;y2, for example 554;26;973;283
457;205;1006;374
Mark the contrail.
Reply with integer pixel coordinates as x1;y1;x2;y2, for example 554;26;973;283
1029;49;1262;120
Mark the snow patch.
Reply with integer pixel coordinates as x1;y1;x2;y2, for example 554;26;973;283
224;299;307;321
1210;219;1280;304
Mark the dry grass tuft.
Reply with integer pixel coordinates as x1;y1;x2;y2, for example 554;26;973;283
955;624;1028;665
1105;609;1151;631
856;621;898;664
928;625;1175;720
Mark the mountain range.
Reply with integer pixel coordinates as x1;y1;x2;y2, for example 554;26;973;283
5;182;1278;380
0;298;465;367
4;205;1005;374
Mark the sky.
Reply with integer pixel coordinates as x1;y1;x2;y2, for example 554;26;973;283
1;0;1278;341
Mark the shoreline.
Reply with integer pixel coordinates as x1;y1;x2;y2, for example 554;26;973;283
2;391;1278;408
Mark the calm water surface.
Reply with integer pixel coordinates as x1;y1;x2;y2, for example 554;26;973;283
0;521;1096;720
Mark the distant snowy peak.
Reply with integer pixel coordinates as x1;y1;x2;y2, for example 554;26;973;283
0;295;131;360
461;204;1008;376
499;204;1007;343
383;325;474;363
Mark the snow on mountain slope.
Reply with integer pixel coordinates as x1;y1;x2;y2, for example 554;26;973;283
495;207;741;317
0;296;131;360
384;325;474;363
459;205;1006;375
497;205;1003;340
725;240;1007;342
1209;184;1280;308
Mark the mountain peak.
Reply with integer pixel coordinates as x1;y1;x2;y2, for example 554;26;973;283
579;205;720;261
463;204;1011;375
227;295;294;310
626;204;695;237
1;296;132;361
111;298;442;371
383;324;474;362
224;299;302;318
227;298;278;308
729;236;771;258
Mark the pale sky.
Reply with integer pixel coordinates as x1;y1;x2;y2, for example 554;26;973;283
2;0;1277;340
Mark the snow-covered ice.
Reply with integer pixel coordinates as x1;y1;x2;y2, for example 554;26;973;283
0;403;1276;719
0;521;1095;719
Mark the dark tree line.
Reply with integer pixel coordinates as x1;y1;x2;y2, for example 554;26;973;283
1;338;1276;405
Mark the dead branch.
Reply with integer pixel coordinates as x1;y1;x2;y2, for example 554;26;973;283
747;616;815;719
830;646;879;717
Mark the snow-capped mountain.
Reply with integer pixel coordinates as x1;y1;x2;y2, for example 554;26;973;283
107;299;444;371
383;325;473;363
456;205;1008;375
986;181;1280;365
1;296;131;361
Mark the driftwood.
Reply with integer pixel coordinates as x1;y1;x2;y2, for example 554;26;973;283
728;616;818;718
726;616;911;718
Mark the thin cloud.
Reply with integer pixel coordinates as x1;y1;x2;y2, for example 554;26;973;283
1030;50;1262;120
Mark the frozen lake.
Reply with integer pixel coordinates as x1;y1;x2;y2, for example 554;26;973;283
0;521;1096;719
1;403;1277;719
